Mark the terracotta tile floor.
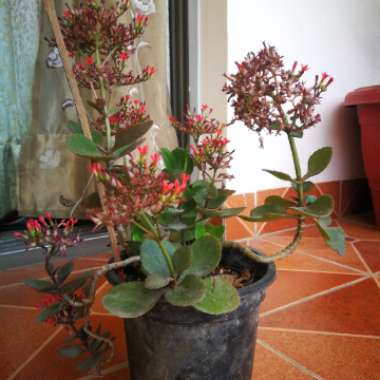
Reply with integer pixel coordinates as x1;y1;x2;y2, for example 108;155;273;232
1;216;379;379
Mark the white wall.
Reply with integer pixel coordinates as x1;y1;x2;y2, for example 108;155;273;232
227;0;380;193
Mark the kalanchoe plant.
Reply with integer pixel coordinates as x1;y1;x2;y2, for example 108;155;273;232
223;43;345;261
18;1;345;375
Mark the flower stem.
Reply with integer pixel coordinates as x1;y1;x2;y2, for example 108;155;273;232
287;134;304;206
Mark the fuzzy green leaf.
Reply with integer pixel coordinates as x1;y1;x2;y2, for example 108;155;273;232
184;235;222;277
161;147;194;179
38;303;61;322
165;275;206;306
144;273;171;289
57;262;74;284
59;345;83;358
198;207;245;218
172;246;192;275
67;134;104;159
24;279;55;292
194;276;240;315
103;282;163;318
264;195;295;208
292;195;334;218
241;203;294;222
304;147;333;179
140;240;176;277
315;220;346;256
114;120;153;149
263;169;293;182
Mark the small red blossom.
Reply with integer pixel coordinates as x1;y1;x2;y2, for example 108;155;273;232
86;56;94;65
109;114;121;125
144;65;156;76
300;64;309;73
321;72;329;81
135;13;148;26
151;152;160;164
119;51;129;61
89;162;104;175
137;145;148;156
63;9;71;18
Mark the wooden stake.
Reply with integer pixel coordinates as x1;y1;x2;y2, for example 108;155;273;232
42;0;120;259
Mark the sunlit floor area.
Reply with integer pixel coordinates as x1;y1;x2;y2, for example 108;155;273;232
0;214;379;380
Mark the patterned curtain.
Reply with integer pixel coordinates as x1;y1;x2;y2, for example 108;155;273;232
0;0;40;217
1;0;176;218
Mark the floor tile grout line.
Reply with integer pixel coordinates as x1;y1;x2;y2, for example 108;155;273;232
0;264;105;290
350;242;380;289
259;326;380;340
260;276;369;318
258;236;367;275
6;279;110;380
6;327;63;380
257;338;325;380
276;268;363;276
75;361;129;380
0;304;37;311
224;201;255;238
0;255;109;273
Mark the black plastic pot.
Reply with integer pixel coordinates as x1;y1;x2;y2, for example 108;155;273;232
124;245;276;380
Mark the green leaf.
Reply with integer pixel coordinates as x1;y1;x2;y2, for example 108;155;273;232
67;134;104;159
38;303;61;322
165;275;206;306
103;282;163;318
184;235;222;277
194;276;240;315
198;207;245;218
172;246;192;275
304;147;333;179
111;140;142;160
77;353;102;372
186;180;209;206
195;222;206;239
305;195;318;205
57;262;74;284
144;273;171;289
114;120;153;150
67;121;82;134
206;188;235;209
161;148;194;178
59;345;83;358
24;279;54;292
131;224;145;242
205;224;225;239
263;169;293;182
315;220;346;256
59;274;91;294
292;181;314;193
140;240;176;277
265;195;295;208
292;195;334;218
241;204;294;222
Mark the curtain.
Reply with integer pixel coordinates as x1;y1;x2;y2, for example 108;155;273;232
17;0;177;218
0;0;40;218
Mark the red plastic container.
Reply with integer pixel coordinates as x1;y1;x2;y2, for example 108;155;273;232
345;86;380;228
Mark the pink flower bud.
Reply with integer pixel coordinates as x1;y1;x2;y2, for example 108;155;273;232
137;145;148;156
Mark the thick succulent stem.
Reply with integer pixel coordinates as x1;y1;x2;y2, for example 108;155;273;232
42;0;119;259
238;134;305;263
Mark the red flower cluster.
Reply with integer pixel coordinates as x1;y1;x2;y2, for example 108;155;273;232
49;1;155;91
103;96;150;133
190;129;234;183
170;106;234;184
15;213;81;255
89;147;190;228
223;43;333;134
169;105;222;142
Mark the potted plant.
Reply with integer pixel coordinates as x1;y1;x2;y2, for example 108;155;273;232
17;1;345;379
